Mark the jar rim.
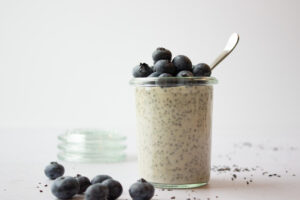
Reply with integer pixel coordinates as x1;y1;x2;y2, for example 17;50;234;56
129;76;218;87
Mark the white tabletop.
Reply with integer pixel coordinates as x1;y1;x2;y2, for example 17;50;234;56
0;128;299;200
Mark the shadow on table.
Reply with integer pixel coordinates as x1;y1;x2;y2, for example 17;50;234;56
71;196;84;200
198;177;280;190
71;196;131;200
58;176;282;200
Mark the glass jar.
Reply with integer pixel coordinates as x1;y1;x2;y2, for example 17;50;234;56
130;77;218;188
57;129;127;163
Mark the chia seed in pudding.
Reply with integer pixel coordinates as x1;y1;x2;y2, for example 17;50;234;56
135;85;213;185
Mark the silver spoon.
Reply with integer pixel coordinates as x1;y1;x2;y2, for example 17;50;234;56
210;33;239;70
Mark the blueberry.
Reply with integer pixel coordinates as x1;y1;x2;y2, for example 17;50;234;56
51;176;79;199
85;183;109;200
91;175;112;184
193;63;211;76
177;70;194;77
152;47;172;63
159;73;173;77
172;55;192;72
153;60;176;75
102;179;123;200
148;72;161;77
75;174;91;194
129;178;155;200
44;161;65;180
132;63;153;77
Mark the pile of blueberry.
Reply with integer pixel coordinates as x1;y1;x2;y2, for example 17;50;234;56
132;47;211;78
44;161;155;200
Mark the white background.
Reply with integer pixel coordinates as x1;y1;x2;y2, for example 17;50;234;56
0;0;300;134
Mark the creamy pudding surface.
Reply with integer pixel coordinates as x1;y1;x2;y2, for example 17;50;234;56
135;85;213;185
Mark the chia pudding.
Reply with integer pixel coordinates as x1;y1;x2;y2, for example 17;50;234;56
133;80;215;187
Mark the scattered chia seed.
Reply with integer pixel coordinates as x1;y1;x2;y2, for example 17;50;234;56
39;190;43;193
267;173;281;177
209;142;297;192
217;167;231;172
44;184;48;187
171;196;175;199
233;168;241;172
243;168;250;172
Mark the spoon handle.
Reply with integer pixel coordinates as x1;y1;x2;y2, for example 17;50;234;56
210;50;230;70
210;33;239;71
